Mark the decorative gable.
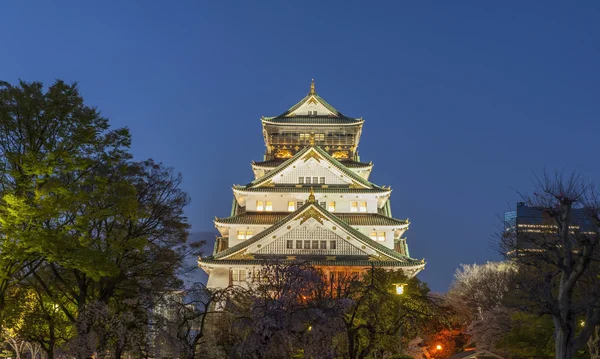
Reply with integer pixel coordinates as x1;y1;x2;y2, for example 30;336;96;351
256;218;368;256
252;147;371;189
216;203;404;262
286;95;336;117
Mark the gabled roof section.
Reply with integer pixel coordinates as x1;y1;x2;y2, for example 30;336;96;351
212;200;416;263
243;145;384;190
215;212;409;227
261;80;363;125
252;159;373;169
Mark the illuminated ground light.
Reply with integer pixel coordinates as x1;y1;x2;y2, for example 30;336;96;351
436;345;442;351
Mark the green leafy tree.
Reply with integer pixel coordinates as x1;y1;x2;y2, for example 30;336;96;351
0;80;130;325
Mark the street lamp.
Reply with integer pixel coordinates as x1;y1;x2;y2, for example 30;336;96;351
393;283;405;295
436;344;442;351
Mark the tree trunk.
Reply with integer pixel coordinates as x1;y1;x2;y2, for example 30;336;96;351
588;326;600;359
554;320;576;359
347;331;358;359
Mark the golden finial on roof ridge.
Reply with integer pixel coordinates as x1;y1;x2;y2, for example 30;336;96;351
310;79;315;94
308;187;316;203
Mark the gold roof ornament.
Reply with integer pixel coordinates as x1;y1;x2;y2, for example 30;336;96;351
310;78;315;94
308;187;316;203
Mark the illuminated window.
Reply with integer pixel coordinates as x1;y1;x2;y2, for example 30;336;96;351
359;202;367;212
297;201;304;208
315;133;325;141
265;201;272;211
377;232;386;241
231;269;246;282
296;240;302;249
369;232;377;240
238;231;253;240
288;201;295;212
330;240;336;249
319;177;325;184
257;201;264;211
286;240;293;249
328;202;336;212
299;133;310;142
351;202;358;212
320;240;327;249
304;240;311;249
299;177;304;184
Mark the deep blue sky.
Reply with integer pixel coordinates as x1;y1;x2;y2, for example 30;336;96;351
2;1;599;292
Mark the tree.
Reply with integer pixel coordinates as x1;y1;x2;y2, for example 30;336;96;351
20;158;194;359
154;283;233;359
225;261;348;359
338;268;438;359
500;171;600;359
0;79;130;326
446;262;515;351
0;79;195;359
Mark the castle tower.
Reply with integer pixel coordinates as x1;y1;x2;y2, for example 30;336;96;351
200;81;425;287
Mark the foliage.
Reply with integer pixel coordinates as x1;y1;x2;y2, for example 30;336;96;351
0;79;195;359
0;79;131;325
216;262;443;359
446;262;515;351
496;312;555;359
500;171;600;359
153;283;233;359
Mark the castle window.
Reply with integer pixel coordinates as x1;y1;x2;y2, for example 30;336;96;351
304;240;311;249
369;232;377;241
320;201;326;207
328;202;336;212
330;240;337;249
313;177;318;184
237;231;253;240
305;177;311;184
286;240;293;249
351;202;358;212
257;201;264;211
297;201;304;208
315;133;325;141
312;240;319;249
288;201;295;212
377;232;386;241
319;177;325;184
320;240;327;249
299;177;304;184
265;201;273;211
296;240;302;249
359;202;367;212
232;269;246;282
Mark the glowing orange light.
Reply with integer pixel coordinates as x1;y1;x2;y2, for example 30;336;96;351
436;345;442;351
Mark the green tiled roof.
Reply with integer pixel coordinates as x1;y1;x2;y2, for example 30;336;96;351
339;160;373;168
253;159;372;169
213;202;413;263
245;145;383;190
234;186;389;194
262;116;362;125
200;258;425;268
215;212;408;227
261;90;362;125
